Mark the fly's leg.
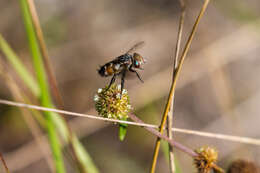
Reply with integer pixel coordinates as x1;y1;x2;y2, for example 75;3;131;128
120;70;126;98
129;67;144;83
106;74;116;91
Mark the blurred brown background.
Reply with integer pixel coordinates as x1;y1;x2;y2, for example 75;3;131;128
1;0;260;172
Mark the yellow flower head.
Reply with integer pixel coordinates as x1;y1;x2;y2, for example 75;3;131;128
94;84;132;120
194;146;221;173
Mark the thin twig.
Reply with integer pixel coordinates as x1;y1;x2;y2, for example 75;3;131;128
0;99;260;146
150;1;211;172
167;0;186;172
0;153;10;173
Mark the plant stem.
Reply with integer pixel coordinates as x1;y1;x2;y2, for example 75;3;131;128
1;27;98;173
149;1;211;172
167;1;186;172
25;1;90;172
19;0;65;172
0;153;10;173
26;0;64;107
1;99;259;146
128;113;198;157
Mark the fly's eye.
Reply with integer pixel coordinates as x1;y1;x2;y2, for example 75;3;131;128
134;60;140;68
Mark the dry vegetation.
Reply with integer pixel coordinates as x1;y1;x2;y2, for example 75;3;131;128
0;0;260;173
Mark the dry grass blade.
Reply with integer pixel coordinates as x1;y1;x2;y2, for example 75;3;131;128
167;0;186;172
150;1;211;173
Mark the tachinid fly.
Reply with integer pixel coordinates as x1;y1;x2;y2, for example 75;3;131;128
98;41;146;96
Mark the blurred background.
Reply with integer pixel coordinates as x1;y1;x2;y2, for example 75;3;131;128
0;0;260;172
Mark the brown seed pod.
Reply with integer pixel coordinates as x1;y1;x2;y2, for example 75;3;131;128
227;159;260;173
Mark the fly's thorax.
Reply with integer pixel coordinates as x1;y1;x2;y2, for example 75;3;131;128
113;63;125;74
119;54;132;65
113;54;132;71
124;54;133;68
125;53;133;60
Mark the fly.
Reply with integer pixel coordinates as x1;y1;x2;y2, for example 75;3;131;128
98;41;146;96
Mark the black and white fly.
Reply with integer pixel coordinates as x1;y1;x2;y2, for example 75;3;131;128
98;41;146;95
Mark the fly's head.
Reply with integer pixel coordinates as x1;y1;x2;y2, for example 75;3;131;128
132;53;146;69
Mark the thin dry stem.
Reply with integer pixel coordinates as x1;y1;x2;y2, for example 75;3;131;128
0;152;10;173
172;0;186;71
167;0;186;172
0;99;259;146
167;101;176;172
128;113;198;157
150;1;211;172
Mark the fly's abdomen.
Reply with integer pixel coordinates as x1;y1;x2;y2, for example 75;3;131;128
98;54;131;77
98;66;106;76
98;63;116;77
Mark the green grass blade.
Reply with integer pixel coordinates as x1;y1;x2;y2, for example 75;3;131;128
161;141;182;173
19;0;99;172
0;0;99;172
0;34;40;96
19;0;65;172
73;135;99;173
52;115;99;173
119;123;128;141
0;36;99;173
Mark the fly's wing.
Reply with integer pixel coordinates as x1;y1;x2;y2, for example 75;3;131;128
126;41;145;54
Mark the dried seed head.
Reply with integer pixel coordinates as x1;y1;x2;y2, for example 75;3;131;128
227;159;260;173
194;146;222;173
94;84;132;120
